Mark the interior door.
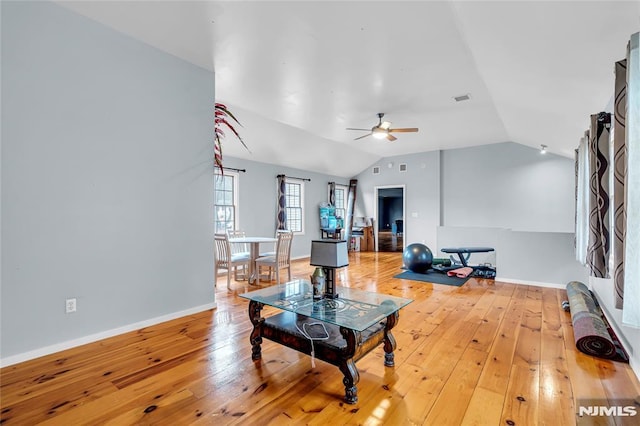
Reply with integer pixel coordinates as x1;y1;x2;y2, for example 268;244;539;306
374;186;405;252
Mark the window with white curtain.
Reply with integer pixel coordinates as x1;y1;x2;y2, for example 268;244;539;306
285;179;304;233
214;171;239;233
575;135;589;265
622;31;639;327
333;184;348;220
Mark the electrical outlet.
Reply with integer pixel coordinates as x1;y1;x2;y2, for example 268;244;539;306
65;298;77;314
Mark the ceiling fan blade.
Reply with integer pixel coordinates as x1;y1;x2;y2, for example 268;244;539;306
346;127;371;131
380;121;392;130
388;128;419;133
354;133;372;140
386;134;397;142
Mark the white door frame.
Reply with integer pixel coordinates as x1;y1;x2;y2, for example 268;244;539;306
373;185;406;252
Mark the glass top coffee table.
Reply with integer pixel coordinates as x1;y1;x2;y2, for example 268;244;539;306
240;280;412;404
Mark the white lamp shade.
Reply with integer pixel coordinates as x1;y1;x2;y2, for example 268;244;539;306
310;240;349;268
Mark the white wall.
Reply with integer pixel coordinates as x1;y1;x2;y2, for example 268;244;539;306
1;1;215;362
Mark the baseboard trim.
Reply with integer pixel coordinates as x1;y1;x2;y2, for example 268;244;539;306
496;276;565;290
0;302;217;368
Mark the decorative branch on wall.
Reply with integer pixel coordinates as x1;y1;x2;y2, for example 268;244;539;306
214;102;249;170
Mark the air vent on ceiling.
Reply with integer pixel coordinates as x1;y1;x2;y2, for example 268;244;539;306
454;93;471;102
399;163;407;172
372;166;380;175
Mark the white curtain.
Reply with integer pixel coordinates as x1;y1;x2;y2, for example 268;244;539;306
622;32;640;327
575;133;590;265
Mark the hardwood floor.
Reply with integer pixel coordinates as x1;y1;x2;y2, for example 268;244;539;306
378;232;403;252
1;252;639;425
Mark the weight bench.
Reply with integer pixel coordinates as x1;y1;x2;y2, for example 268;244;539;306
439;247;496;278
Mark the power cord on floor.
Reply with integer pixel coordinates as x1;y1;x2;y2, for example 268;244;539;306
295;322;329;368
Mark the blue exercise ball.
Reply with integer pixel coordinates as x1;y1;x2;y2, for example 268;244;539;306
403;243;433;273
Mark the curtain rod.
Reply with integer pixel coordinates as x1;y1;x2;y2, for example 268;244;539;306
223;167;246;173
277;174;311;182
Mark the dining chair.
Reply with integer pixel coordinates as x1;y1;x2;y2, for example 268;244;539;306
226;229;250;280
255;230;294;284
215;233;250;290
259;229;288;257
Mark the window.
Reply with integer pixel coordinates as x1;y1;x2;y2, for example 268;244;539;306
214;171;239;234
333;185;348;220
285;179;304;233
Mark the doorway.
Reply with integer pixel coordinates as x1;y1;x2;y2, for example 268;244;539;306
374;185;405;252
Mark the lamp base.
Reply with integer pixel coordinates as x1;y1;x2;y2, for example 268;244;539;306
322;268;339;299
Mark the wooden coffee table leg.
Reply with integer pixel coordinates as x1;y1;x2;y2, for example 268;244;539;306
383;311;399;367
339;358;359;404
248;301;264;360
339;327;360;404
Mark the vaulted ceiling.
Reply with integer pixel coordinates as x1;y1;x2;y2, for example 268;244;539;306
58;1;639;177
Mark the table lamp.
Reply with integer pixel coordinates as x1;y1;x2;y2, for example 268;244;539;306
310;240;349;299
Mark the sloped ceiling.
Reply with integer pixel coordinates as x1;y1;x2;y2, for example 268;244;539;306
57;1;639;177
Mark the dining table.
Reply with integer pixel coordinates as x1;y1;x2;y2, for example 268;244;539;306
228;236;278;284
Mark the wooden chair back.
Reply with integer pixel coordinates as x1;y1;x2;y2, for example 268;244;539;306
274;230;294;268
214;233;231;269
226;229;248;255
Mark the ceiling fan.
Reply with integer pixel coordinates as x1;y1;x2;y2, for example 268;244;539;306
346;113;419;142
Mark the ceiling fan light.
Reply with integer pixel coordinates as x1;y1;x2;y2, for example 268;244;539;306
372;131;387;139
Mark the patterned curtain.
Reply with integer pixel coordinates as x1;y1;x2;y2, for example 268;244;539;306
575;132;589;265
613;59;627;308
586;112;611;278
328;182;336;206
276;174;287;230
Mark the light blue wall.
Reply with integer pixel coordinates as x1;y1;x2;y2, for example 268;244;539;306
354;141;640;370
354;142;584;286
219;156;350;259
354;151;441;250
1;1;215;360
355;142;576;242
441;142;575;232
3;1;632;377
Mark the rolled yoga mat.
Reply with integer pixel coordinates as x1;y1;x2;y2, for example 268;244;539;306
432;258;452;267
565;281;627;361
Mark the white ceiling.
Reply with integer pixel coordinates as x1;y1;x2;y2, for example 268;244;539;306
57;1;639;178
